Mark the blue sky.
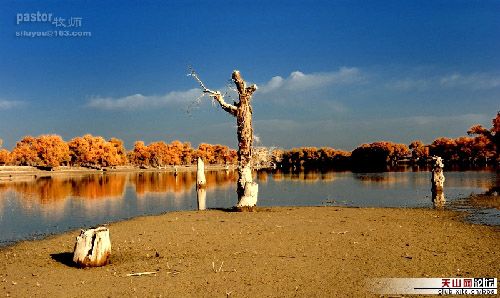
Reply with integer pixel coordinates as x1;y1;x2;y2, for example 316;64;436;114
0;0;499;150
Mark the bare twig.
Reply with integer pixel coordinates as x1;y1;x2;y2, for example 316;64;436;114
126;271;157;277
212;261;225;273
188;68;238;116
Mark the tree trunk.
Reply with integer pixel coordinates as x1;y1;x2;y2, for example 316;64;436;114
431;156;446;209
73;227;111;267
233;71;258;209
431;156;445;192
236;182;258;210
196;157;206;187
196;157;207;210
191;69;258;210
236;94;254;204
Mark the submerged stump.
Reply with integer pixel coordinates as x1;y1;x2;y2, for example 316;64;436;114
431;156;445;192
73;226;111;268
431;156;446;209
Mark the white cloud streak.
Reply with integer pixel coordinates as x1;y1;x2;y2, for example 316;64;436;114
259;67;362;94
85;69;499;111
0;99;23;110
86;68;362;110
440;73;500;90
86;88;201;110
387;72;500;91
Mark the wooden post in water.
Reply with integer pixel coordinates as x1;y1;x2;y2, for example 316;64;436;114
73;226;111;267
197;157;207;210
431;156;446;208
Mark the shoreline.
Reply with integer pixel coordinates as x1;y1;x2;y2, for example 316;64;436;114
1;206;498;297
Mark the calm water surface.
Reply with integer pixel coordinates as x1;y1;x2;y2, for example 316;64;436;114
0;169;498;246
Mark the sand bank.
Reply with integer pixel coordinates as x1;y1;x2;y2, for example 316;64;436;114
0;207;498;297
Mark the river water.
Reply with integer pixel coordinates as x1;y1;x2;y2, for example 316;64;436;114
0;169;498;246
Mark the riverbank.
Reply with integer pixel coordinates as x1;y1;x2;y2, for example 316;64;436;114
0;207;498;297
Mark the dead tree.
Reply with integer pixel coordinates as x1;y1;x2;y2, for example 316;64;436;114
431;156;445;192
191;70;258;209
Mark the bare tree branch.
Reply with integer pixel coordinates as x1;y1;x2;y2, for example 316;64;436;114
246;84;258;96
232;70;246;95
189;69;237;117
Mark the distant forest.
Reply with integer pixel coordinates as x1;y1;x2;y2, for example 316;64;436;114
0;112;498;170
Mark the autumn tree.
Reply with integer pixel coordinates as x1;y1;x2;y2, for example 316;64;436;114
0;149;10;165
429;137;458;162
468;112;499;162
109;138;128;165
10;135;70;167
68;134;126;168
409;140;429;164
351;142;410;168
278;147;350;169
0;138;9;165
191;69;258;209
180;142;195;164
128;141;151;168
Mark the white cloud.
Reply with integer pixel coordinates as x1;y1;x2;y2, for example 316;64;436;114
386;78;431;91
386;72;500;92
440;73;500;90
0;99;23;110
87;88;201;110
86;68;361;110
259;67;362;94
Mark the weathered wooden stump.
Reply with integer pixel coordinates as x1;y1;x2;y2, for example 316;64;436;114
196;158;206;187
197;158;207;210
431;156;445;192
431;156;446;209
73;226;111;267
197;188;207;210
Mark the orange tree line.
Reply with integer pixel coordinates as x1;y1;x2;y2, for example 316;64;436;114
0;112;498;169
278;112;499;168
0;135;236;168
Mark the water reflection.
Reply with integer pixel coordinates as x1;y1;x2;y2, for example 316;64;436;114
0;169;498;246
0;171;238;204
432;191;446;209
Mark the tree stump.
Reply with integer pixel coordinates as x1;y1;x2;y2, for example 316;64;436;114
236;182;258;211
431;156;445;192
197;158;207;210
431;156;446;209
73;226;111;267
197;188;207;210
196;158;206;187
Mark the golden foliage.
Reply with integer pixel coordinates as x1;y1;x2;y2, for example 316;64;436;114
11;135;70;167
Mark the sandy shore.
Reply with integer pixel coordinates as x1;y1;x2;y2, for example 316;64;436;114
0;207;498;297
